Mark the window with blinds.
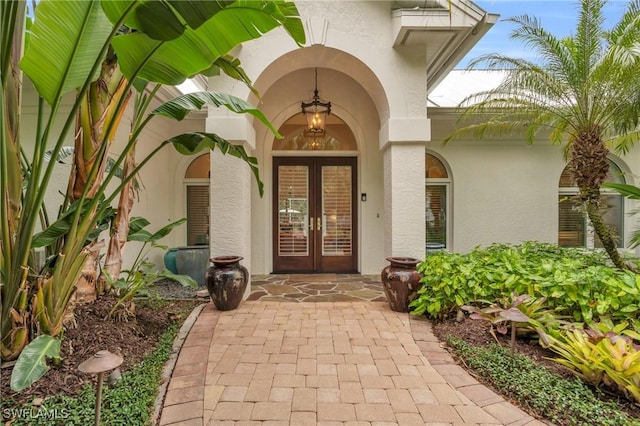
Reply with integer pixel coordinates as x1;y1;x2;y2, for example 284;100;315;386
278;166;309;256
322;165;352;256
558;160;625;248
186;185;209;246
184;154;210;246
426;153;450;250
426;185;447;245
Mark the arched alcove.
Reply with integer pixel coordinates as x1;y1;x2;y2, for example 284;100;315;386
426;152;451;250
184;153;210;246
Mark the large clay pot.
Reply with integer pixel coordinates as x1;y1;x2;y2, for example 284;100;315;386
175;246;209;285
206;256;249;311
381;257;422;312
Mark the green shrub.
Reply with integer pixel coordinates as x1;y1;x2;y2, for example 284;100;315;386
410;242;640;325
446;336;639;426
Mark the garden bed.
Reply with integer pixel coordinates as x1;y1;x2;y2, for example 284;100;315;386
432;316;640;423
0;295;201;417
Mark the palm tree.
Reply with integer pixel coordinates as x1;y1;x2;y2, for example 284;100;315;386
446;0;640;269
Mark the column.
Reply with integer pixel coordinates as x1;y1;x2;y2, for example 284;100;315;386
380;118;429;260
207;115;256;299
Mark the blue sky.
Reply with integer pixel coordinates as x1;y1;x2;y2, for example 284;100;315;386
458;0;630;68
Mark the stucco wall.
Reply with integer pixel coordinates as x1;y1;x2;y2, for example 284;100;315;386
428;110;640;254
201;1;434;275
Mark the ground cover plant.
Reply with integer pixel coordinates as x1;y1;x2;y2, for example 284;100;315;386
0;297;200;425
446;336;639;426
415;241;640;422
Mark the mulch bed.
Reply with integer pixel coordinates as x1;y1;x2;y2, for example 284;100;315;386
0;295;199;406
432;316;640;420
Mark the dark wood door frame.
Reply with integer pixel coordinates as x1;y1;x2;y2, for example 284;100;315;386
272;157;358;273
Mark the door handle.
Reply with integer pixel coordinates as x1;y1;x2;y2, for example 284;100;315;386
317;217;322;231
309;217;314;231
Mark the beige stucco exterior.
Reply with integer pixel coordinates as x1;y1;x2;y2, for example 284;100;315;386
25;1;640;293
196;1;497;283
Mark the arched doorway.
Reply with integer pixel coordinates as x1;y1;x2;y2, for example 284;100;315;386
272;114;358;273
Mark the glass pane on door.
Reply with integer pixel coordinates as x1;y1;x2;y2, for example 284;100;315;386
278;166;309;256
321;165;352;256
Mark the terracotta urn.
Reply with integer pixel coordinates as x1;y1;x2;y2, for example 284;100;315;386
206;256;248;311
380;257;422;312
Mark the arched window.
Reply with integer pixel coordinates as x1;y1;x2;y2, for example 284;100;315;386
558;159;625;248
273;114;357;151
185;153;210;246
426;153;450;251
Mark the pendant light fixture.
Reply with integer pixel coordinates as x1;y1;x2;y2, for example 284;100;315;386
301;68;331;133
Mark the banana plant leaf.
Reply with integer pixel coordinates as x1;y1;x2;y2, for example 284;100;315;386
108;0;305;85
127;217;187;243
31;200;115;248
19;1;111;105
165;131;263;196
10;335;61;391
152;90;280;137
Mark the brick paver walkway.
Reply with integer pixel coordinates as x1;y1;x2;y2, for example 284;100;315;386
158;301;546;425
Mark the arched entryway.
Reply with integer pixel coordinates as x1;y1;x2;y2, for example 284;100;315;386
272;114;359;273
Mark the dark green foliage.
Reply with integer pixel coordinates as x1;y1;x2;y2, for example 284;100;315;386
447;336;639;426
410;242;640;326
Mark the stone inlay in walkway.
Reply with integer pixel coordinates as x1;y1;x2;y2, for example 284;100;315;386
248;274;387;303
158;301;546;426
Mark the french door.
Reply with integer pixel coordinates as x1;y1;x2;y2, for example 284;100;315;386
273;157;357;273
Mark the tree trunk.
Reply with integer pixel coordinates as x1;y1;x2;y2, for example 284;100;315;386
584;196;626;269
99;149;137;294
73;246;102;303
66;52;131;301
1;1;29;362
570;129;627;270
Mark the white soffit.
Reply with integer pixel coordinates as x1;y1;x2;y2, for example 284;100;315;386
392;0;498;88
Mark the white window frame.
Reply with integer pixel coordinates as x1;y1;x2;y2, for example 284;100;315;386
425;152;452;251
558;160;626;249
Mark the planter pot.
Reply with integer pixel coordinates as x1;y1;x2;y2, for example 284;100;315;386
206;256;249;311
381;257;422;312
163;248;178;274
174;246;209;285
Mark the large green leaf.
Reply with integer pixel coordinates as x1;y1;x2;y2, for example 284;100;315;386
602;183;640;199
128;218;187;243
166;132;263;197
19;0;112;105
204;55;258;96
10;335;61;391
111;1;304;85
101;1;230;41
152;91;279;136
157;270;199;289
31;200;115;248
127;216;151;236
